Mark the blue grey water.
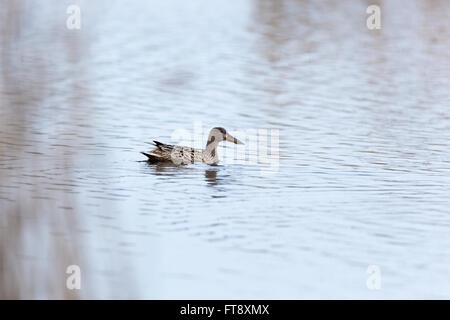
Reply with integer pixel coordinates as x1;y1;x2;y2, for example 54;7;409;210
1;0;449;299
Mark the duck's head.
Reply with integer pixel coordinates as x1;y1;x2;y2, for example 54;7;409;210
207;127;244;146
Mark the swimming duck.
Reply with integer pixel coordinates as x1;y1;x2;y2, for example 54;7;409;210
141;127;244;165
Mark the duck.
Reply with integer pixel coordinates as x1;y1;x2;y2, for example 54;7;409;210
141;127;244;165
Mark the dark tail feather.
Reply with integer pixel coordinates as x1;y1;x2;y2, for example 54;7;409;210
141;151;163;162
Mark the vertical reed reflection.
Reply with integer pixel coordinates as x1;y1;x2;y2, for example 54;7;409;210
0;0;84;299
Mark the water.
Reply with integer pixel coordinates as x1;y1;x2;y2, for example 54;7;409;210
1;0;450;299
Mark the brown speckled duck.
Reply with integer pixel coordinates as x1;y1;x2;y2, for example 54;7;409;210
141;127;243;165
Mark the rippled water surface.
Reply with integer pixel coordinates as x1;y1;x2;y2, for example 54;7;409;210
1;0;450;299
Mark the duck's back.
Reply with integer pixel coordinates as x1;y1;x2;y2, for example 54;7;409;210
142;141;204;164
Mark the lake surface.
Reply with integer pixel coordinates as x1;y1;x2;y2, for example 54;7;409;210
1;0;450;299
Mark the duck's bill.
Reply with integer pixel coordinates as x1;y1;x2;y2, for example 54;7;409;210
225;133;244;145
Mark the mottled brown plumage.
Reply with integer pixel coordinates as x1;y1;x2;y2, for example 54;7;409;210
141;127;243;165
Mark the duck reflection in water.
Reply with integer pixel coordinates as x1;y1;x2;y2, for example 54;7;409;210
204;169;218;186
204;168;230;198
141;162;231;196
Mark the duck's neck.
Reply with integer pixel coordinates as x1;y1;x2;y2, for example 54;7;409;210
204;135;220;164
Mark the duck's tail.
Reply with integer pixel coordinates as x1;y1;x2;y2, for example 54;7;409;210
141;151;164;162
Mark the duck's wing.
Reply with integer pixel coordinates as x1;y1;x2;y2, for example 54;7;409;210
142;141;200;164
